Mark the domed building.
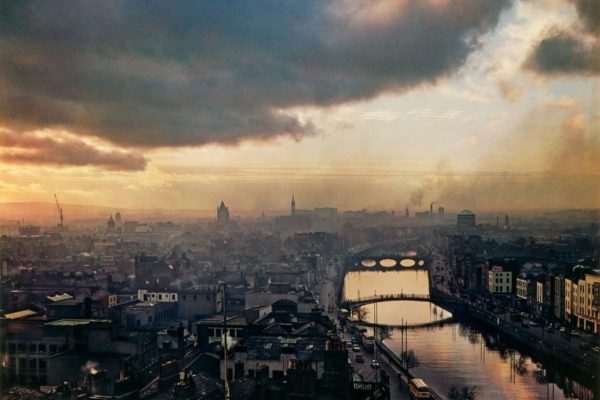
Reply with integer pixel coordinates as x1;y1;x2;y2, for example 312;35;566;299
457;209;476;229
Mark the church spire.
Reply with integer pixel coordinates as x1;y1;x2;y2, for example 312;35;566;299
291;194;296;216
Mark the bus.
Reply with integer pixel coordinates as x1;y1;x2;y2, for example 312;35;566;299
409;378;432;399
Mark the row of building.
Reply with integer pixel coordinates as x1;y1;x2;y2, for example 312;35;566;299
436;231;600;333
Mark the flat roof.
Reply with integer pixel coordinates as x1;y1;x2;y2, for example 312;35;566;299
3;309;38;320
45;319;111;327
47;293;73;302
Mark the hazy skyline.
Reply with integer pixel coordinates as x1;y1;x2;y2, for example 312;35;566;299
0;0;598;212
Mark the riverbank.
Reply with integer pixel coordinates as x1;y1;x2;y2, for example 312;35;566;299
431;288;599;384
376;340;444;400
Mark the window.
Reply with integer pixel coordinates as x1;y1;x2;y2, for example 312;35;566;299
39;359;47;371
38;344;46;353
29;359;36;369
49;345;57;354
17;343;25;352
8;343;15;353
158;294;163;300
29;343;36;353
183;295;187;300
171;294;176;300
193;295;197;301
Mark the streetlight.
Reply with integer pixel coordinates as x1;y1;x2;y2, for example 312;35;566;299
218;281;231;400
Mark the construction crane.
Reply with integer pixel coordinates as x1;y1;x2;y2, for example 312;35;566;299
54;193;64;230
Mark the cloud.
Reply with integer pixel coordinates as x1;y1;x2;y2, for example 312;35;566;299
0;0;511;148
401;105;600;211
526;0;600;75
548;114;599;174
526;31;600;74
0;130;147;170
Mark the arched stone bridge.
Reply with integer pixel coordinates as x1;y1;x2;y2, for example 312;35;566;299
345;254;431;272
340;293;432;309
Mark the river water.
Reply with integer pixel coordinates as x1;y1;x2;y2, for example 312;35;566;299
343;270;596;400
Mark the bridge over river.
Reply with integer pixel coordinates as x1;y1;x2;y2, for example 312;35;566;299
340;293;431;309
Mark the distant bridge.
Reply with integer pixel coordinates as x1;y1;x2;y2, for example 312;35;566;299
340;293;431;309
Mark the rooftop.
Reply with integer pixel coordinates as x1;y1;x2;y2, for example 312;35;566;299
3;309;38;320
45;319;111;327
457;209;475;216
46;293;73;302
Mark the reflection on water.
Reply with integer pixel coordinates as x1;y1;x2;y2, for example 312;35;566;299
357;301;452;326
343;270;430;300
344;270;596;400
385;323;593;400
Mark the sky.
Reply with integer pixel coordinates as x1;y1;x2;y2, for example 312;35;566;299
0;0;598;214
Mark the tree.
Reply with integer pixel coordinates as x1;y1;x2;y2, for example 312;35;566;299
400;350;420;371
448;385;478;400
354;306;369;323
377;326;392;341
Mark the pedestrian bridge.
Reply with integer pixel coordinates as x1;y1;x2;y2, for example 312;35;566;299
340;293;431;309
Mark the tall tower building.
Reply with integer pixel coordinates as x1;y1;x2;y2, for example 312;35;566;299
115;211;122;226
291;195;296;216
107;214;115;231
217;201;230;223
504;214;510;230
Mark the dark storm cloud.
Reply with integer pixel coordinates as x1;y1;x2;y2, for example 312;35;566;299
0;0;511;148
0;130;147;170
526;0;600;75
527;33;600;74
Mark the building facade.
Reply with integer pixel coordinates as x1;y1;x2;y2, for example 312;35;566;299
488;266;512;294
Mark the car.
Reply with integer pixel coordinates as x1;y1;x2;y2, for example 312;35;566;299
571;331;580;337
371;360;380;368
591;346;600;353
528;321;539;327
355;354;364;363
352;345;360;352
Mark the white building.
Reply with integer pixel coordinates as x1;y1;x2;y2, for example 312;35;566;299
488;266;512;294
516;278;528;299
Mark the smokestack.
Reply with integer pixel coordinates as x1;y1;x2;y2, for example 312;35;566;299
405;207;409;218
430;202;433;217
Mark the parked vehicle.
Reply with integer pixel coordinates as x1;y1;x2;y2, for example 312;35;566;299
371;360;380;368
356;354;365;363
353;345;361;352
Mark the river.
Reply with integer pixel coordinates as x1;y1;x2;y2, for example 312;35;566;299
343;270;596;400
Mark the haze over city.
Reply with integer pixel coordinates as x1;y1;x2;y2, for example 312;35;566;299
1;2;600;400
0;0;598;215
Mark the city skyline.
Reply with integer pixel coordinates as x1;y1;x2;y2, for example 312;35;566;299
0;0;598;212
